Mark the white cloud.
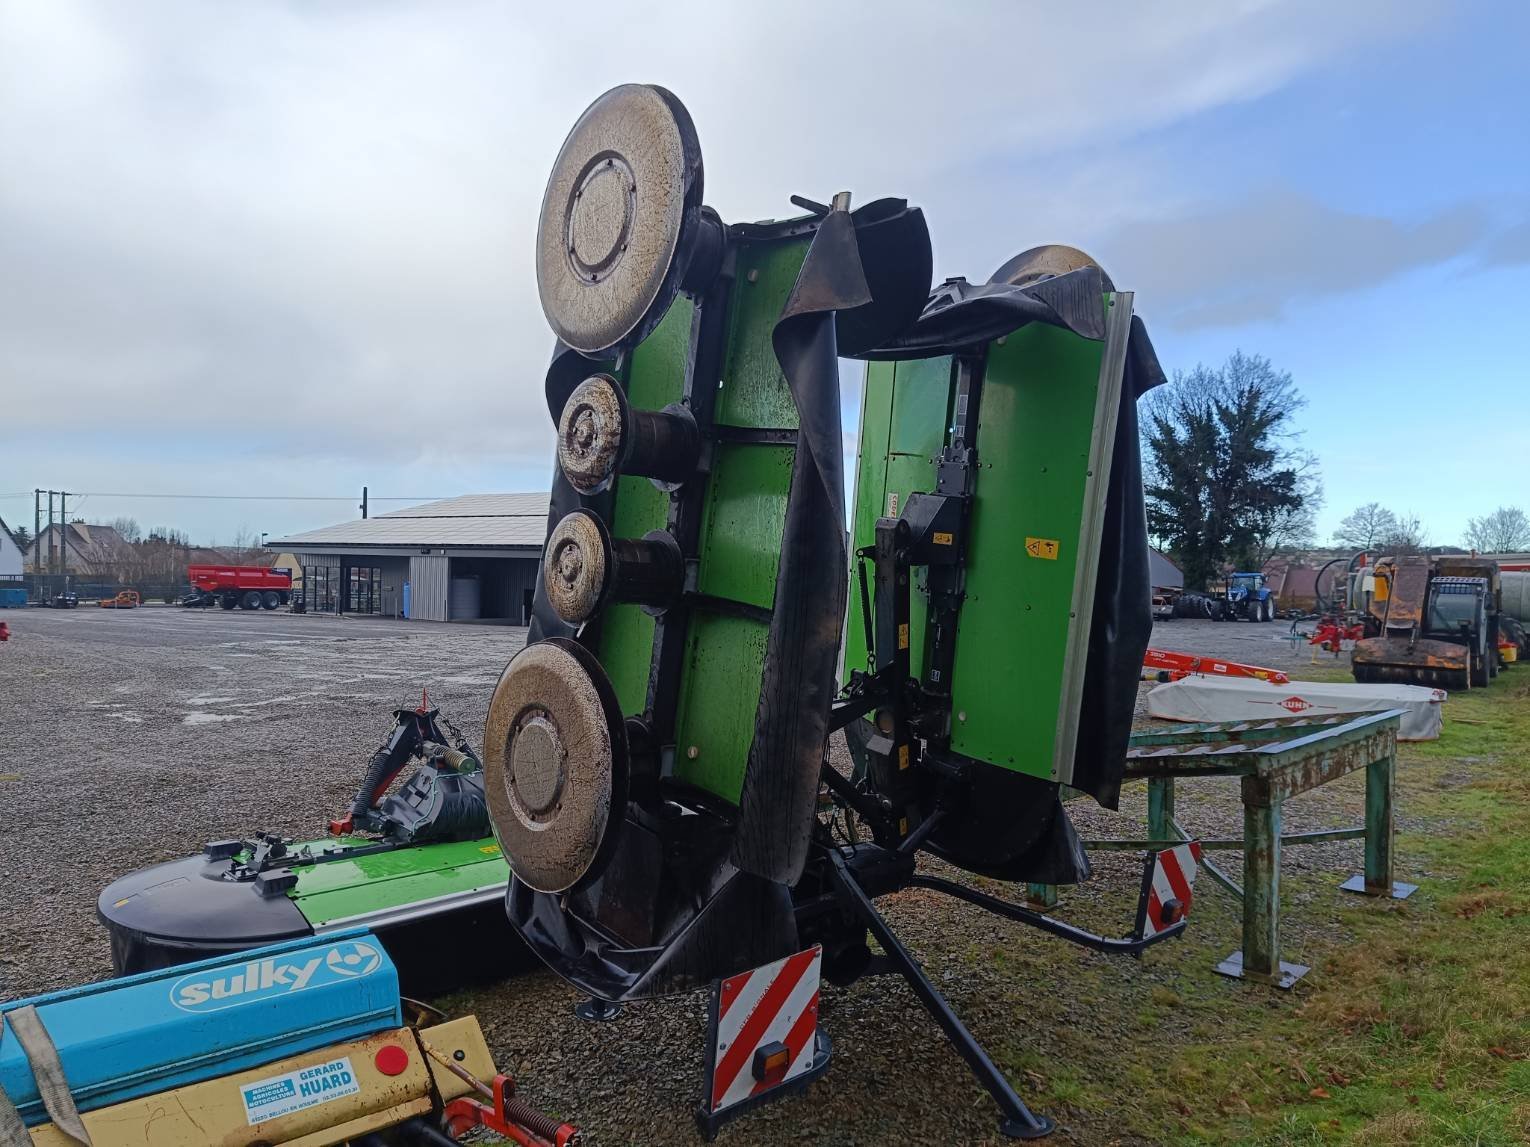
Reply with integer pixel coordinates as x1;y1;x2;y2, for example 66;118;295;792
0;0;1451;537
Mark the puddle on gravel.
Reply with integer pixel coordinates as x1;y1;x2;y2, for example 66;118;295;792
182;712;249;725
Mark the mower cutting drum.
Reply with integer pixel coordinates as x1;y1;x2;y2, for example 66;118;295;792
536;83;707;355
482;638;629;893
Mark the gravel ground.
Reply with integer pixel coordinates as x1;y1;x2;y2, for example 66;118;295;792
0;610;1412;1145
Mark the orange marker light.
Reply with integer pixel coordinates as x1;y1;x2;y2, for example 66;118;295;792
752;1040;791;1086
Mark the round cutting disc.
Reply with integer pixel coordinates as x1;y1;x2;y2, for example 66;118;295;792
988;244;1114;291
543;509;612;625
557;374;628;495
483;639;628;893
536;84;703;355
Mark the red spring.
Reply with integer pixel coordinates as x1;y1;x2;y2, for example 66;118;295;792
443;1075;579;1147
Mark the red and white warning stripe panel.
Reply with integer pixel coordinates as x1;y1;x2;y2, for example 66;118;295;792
1139;841;1203;939
705;944;823;1116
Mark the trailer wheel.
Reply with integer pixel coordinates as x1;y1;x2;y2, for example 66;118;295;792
240;590;262;610
219;594;238;610
261;591;281;610
1261;597;1275;622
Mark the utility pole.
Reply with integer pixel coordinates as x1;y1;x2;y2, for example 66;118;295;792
59;491;68;586
32;489;40;577
360;486;368;520
47;491;56;578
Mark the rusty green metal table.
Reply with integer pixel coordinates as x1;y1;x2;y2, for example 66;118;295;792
1035;709;1416;988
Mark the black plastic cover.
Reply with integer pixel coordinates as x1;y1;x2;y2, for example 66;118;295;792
98;855;311;956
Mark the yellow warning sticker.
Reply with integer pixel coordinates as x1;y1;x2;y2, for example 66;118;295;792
933;531;953;545
898;744;910;770
479;845;501;855
897;623;909;650
1025;537;1061;561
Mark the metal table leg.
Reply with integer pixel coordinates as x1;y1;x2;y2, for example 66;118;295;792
1216;791;1308;988
1147;776;1175;842
1340;751;1417;899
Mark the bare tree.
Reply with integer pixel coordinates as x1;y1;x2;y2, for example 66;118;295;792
109;516;142;543
1332;502;1399;551
1383;512;1429;554
1464;506;1530;553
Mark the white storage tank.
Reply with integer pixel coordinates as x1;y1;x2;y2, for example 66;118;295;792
449;575;481;621
1502;570;1530;623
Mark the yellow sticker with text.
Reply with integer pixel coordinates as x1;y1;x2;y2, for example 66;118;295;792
933;531;953;545
1025;537;1061;561
897;623;909;650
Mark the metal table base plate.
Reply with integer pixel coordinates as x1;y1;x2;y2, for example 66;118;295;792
1216;949;1309;989
1339;874;1418;899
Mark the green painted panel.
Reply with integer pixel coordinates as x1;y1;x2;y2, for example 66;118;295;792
713;241;806;430
695;443;794;607
671;612;771;795
597;298;694;716
949;323;1106;777
845;356;951;679
290;837;510;927
669;236;809;800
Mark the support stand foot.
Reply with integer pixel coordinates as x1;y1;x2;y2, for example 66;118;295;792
574;996;623;1022
1339;874;1417;899
1000;1114;1057;1140
1215;950;1308;989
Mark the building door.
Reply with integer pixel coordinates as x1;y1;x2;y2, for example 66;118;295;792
347;566;381;614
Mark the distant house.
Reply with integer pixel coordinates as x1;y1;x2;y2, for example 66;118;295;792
25;522;135;577
0;517;24;579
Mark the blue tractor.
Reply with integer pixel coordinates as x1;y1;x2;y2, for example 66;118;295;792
1222;571;1276;622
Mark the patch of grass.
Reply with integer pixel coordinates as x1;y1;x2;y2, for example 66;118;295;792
1149;672;1530;1145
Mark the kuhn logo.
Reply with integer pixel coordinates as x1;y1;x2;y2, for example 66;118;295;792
1279;696;1311;712
170;940;383;1012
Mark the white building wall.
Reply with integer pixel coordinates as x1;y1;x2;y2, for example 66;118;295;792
0;526;23;577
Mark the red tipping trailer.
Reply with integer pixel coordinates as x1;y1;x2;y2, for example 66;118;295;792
183;564;293;610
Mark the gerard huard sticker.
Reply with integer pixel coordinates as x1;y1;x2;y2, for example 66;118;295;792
169;939;383;1012
241;1056;361;1125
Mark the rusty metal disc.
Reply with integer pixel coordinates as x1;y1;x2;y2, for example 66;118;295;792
988;244;1114;291
557;374;628;495
483;638;628;893
536;84;703;355
543;509;612;625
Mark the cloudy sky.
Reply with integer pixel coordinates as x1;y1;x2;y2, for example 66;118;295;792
2;1;1526;547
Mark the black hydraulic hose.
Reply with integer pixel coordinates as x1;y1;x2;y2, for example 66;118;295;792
348;717;419;820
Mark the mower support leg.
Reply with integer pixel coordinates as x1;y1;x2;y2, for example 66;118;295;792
825;849;1055;1140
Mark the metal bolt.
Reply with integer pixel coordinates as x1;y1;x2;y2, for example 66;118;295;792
453;1050;466;1061
687;745;699;759
957;711;967;722
747;269;759;283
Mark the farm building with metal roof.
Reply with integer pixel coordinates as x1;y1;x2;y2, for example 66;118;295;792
265;493;549;623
